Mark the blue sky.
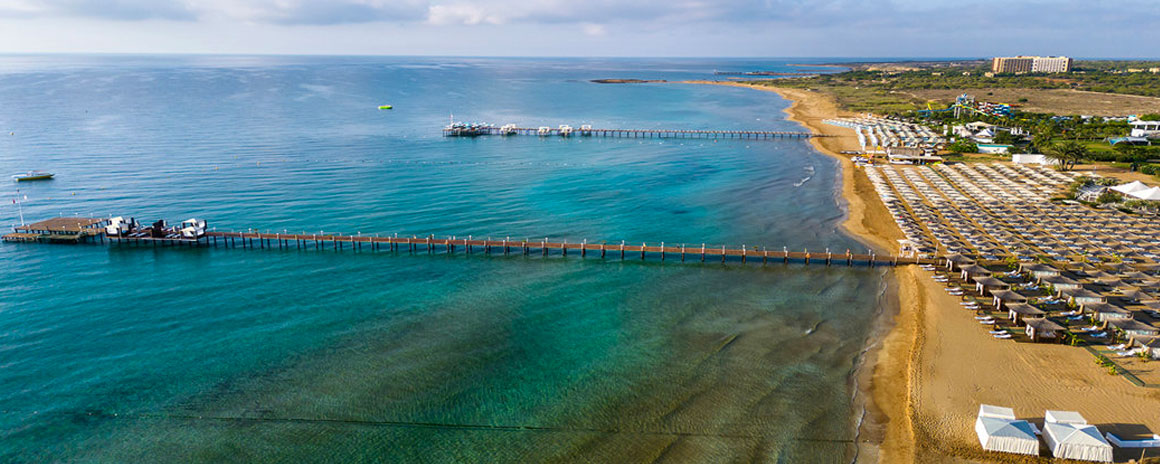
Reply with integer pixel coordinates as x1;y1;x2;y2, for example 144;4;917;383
0;0;1157;57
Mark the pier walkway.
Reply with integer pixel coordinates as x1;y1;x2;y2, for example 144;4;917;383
443;125;818;139
4;217;933;267
199;231;927;266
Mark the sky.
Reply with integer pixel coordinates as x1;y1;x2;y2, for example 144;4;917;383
0;0;1157;57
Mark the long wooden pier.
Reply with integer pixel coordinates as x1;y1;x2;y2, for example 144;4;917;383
184;231;929;267
443;126;817;140
4;217;933;267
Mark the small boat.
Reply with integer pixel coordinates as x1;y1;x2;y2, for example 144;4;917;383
378;105;393;110
12;171;54;182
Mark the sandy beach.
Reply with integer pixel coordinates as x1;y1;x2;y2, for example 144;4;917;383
684;80;1160;463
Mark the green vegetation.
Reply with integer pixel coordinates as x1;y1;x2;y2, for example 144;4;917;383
1072;61;1160;72
1043;140;1089;171
946;140;978;154
745;60;1160;179
772;64;1160;98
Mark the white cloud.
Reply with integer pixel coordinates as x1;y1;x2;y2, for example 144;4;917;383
580;22;605;37
427;3;503;25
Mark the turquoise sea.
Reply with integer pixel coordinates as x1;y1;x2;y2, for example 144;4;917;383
0;56;888;462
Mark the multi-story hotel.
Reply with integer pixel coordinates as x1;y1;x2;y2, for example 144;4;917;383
991;56;1072;73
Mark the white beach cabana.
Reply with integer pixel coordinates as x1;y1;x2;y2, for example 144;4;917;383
1045;410;1088;425
979;404;1017;420
975;405;1039;456
1110;181;1151;195
1044;422;1113;462
1130;186;1160;201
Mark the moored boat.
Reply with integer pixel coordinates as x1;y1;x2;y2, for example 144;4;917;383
12;171;54;181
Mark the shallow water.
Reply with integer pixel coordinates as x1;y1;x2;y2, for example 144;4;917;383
0;56;886;462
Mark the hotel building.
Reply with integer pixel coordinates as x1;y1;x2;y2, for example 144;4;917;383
991;56;1072;74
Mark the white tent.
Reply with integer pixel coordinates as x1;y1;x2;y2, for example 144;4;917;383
1111;181;1151;195
979;404;1016;420
976;416;1039;456
1129;186;1160;201
1045;410;1087;425
1044;422;1113;462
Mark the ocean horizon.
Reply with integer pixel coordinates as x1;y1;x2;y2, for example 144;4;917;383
0;55;890;462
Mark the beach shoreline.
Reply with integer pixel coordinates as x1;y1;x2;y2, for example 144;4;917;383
680;80;916;462
682;80;1160;464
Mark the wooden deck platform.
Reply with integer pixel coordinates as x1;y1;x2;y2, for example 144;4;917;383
3;217;107;243
14;217;107;233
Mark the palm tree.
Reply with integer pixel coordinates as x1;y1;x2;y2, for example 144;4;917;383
1031;130;1052;154
1042;140;1088;171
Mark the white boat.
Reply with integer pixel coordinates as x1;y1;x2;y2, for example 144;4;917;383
12;171;54;181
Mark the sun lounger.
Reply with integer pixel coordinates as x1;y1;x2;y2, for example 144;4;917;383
1090;332;1108;338
993;333;1013;339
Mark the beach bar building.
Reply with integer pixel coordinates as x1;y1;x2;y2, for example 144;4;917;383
1024;318;1065;343
975;405;1039;456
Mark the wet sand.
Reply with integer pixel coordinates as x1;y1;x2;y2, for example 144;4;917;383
684;80;1160;463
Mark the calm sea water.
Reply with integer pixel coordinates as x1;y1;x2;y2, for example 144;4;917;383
0;56;887;462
